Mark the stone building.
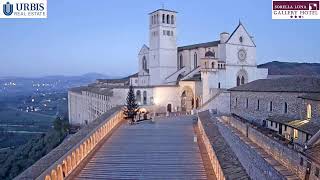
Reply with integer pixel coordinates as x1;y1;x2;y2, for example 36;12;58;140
68;8;268;125
229;76;320;146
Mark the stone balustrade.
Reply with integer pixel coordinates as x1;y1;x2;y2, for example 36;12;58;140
15;107;124;180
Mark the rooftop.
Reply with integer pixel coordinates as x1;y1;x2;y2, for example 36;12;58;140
298;93;320;101
69;86;113;96
267;115;320;135
229;76;320;93
178;40;220;51
305;144;320;165
149;9;178;14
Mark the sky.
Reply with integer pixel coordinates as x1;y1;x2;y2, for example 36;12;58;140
0;0;319;77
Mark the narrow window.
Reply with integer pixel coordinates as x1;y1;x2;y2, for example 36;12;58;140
156;14;159;24
162;14;165;23
241;76;245;85
194;53;197;68
218;82;221;89
235;98;238;108
237;76;240;86
246;98;249;108
284;125;287;131
171;15;174;24
284;102;288;114
142;56;147;71
275;123;277;128
179;54;183;69
166;14;170;24
269;101;273;112
211;62;215;69
307;104;312;119
271;121;273;127
257;100;260;110
294;129;299;139
163;30;166;35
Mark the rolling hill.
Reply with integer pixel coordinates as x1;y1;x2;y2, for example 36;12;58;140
258;61;320;76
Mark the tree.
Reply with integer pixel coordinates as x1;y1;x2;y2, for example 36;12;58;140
123;85;139;124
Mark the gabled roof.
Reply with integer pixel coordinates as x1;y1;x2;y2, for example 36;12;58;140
226;21;256;47
229;76;320;93
138;44;149;55
178;40;220;51
149;9;178;14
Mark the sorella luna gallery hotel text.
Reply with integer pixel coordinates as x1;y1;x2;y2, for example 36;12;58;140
0;0;47;18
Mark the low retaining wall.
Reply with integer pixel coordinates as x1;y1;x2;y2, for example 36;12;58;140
217;117;285;180
222;116;306;179
197;111;249;180
15;107;124;180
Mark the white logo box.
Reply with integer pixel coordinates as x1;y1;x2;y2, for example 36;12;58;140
0;0;47;18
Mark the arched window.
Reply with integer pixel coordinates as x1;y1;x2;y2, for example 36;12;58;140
142;56;147;71
218;82;221;89
156;14;159;24
167;14;170;24
171;15;174;24
241;76;245;85
307;104;312;119
269;101;273;112
284;102;288;114
194;53;197;68
143;91;147;105
136;90;141;104
179;54;183;69
237;76;240;86
162;14;165;23
257;100;260;110
236;69;248;86
211;62;215;69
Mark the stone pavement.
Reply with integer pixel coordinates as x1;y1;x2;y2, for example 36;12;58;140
74;116;208;179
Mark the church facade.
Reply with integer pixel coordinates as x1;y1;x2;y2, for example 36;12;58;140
68;9;268;125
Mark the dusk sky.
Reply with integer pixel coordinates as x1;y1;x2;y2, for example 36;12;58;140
0;0;319;77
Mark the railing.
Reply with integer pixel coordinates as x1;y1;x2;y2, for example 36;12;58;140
15;107;124;180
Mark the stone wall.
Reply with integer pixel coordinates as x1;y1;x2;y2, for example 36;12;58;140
198;111;250;180
223;116;307;179
230;91;304;124
217;117;285;180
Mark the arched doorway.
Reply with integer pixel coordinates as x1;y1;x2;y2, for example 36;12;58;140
167;104;172;113
181;86;194;112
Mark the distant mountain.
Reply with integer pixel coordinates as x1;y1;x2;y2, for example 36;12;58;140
258;61;320;76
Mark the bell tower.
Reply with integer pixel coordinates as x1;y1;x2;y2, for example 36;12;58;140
148;9;178;85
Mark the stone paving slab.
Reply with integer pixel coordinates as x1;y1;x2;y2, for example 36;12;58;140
74;116;207;180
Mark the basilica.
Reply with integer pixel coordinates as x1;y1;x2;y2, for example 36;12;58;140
68;9;268;125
